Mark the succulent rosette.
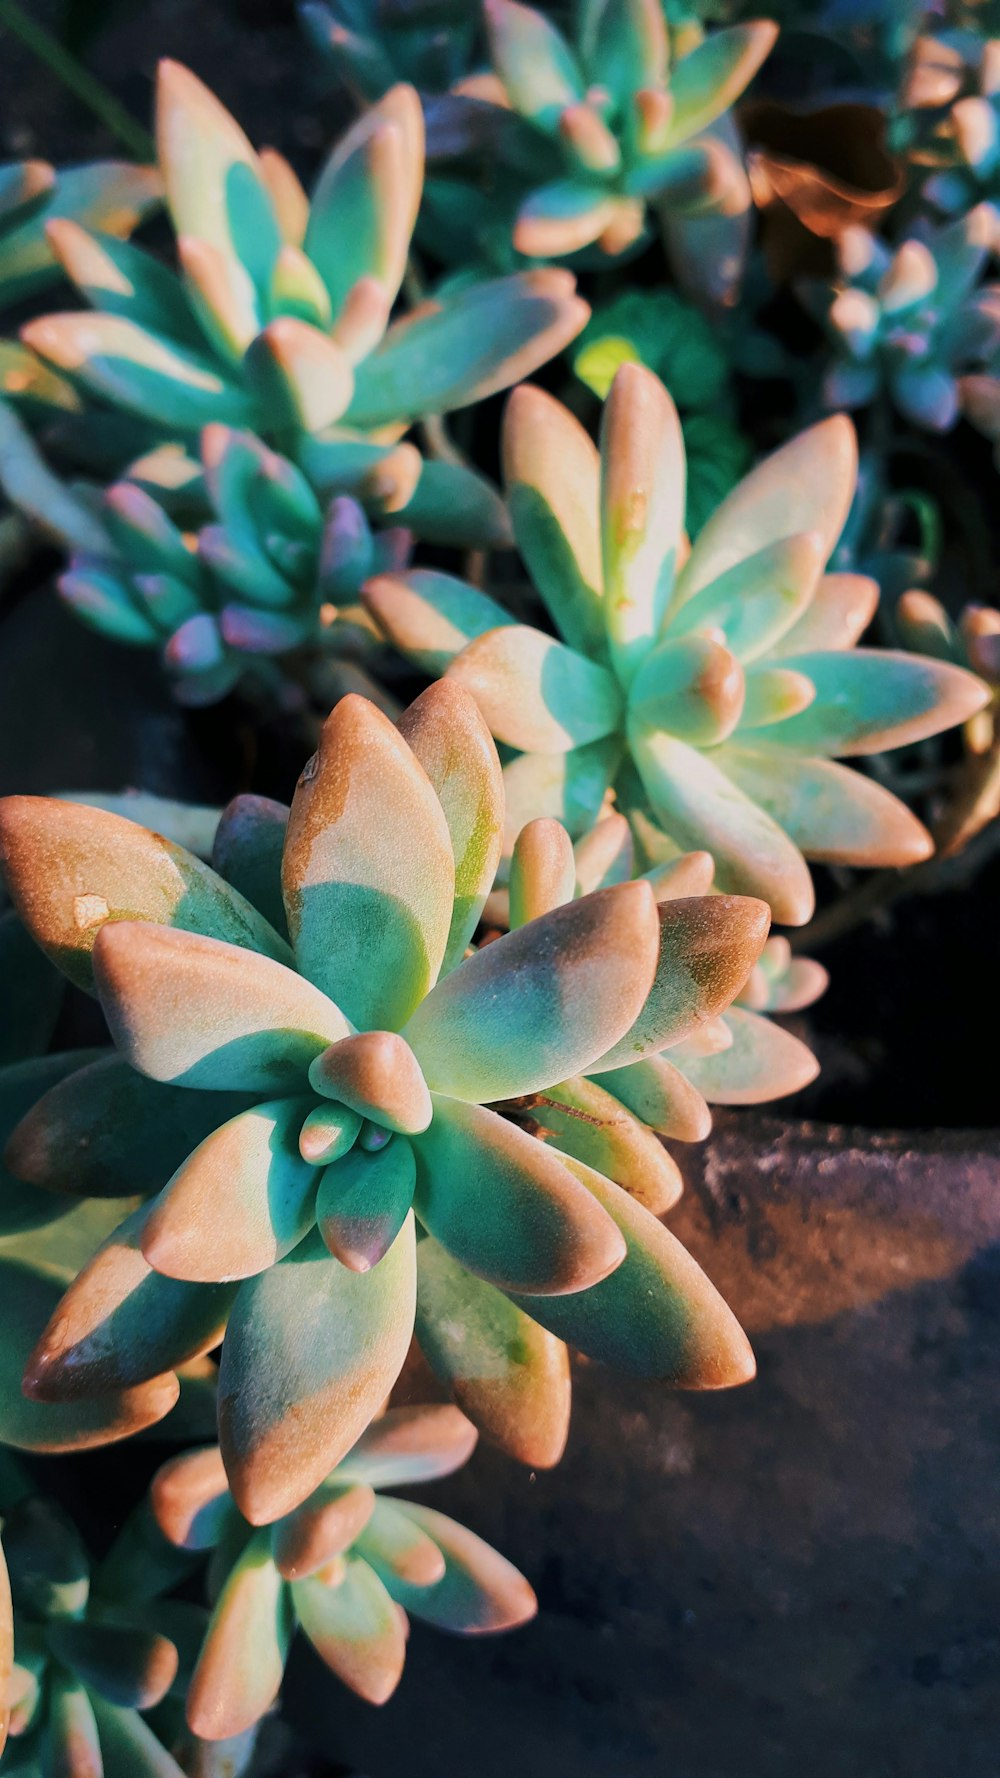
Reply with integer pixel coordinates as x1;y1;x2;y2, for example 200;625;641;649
0;1452;200;1778
0;683;767;1521
901;26;1000;230
805;206;1000;427
365;363;990;926
0;156;160;317
300;0;480;99
56;420;510;707
16;63;587;483
421;0;775;300
895;587;1000;853
146;1403;534;1741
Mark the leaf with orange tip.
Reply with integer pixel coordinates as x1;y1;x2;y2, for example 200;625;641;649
151;1445;233;1552
271;1482;376;1582
376;1501;537;1634
532;1074;684;1215
674;1006;819;1105
186;1532;292;1740
292;1555;406;1703
335;1403;480;1490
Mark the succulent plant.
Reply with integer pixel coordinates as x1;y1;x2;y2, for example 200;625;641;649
895;587;1000;851
16;64;588;472
300;0;481;98
147;1403;534;1741
365;363;990;925
804;205;1000;426
900;25;1000;229
0;684;767;1519
421;0;775;300
0;157;160;316
55;420;511;707
0;1451;198;1778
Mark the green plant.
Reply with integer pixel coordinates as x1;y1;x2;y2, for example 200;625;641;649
0;683;767;1527
16;64;588;475
148;1404;534;1740
365;362;989;925
301;0;481;97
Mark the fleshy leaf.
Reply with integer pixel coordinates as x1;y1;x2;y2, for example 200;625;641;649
89;1693;188;1778
509;1158;755;1385
508;817;576;927
316;1135;416;1273
355;1496;446;1588
41;1671;102;1778
770;572;879;655
335;1403;479;1490
93;923;350;1090
446;624;623;753
376;1501;537;1633
598;1055;712;1143
282;696;455;1032
484;0;583;127
151;1445;233;1551
22;1203;235;1401
142;1098;319;1282
411;1097;625;1296
415;1236;571;1468
156;60;281;291
309;1033;431;1134
217;1219;416;1523
364;569;518;677
712;746;933;867
47;1618;178;1711
501;738;621;858
292;1555;405;1704
744;650;990;756
22;312;256;431
0;798;290;992
271;1481;376;1581
503;383;604;655
673;1006;819;1104
211;795;289;938
397;682;505;970
601;363;685;689
665;23;777;145
186;1532;292;1740
532;1074;683;1215
666;532;825;662
305;85;423;318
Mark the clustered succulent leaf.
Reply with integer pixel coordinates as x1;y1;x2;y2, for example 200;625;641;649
301;0;482;99
900;23;1000;229
366;361;989;925
0;158;160;317
17;64;588;464
148;1403;534;1741
420;0;776;299
0;681;768;1528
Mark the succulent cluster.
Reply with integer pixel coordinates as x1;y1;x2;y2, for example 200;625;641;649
420;1;776;299
1;1;999;1764
150;1404;534;1740
367;362;988;925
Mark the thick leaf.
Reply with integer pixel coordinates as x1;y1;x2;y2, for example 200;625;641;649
186;1532;292;1740
587;893;769;1072
446;624;623;753
415;1237;570;1468
42;1670;102;1778
598;1055;712;1143
376;1501;536;1633
45;219;200;343
0;1258;179;1452
500;738;621;858
532;1074;683;1214
0;1053;102;1239
142;1098;319;1282
405;881;658;1103
316;1135;416;1273
364;569;517;676
335;1403;479;1490
513;181;621;258
93;923;350;1090
712;746;933;867
483;0;583;126
344;270;589;428
673;1006;818;1104
629;633;746;746
22;1203;235;1401
156;60;281;291
675;417;857;607
411;1097;624;1295
503;383;603;654
292;1555;405;1703
0;161;162;309
573;813;633;895
211;795;289;937
306;85;423;317
770;572;879;656
509;1158;755;1384
21;313;255;432
665;533;825;662
309;1033;431;1135
271;1482;376;1581
665;23;777;145
244;319;354;434
6;1054;255;1198
508;817;576;927
397;682;505;970
89;1693;187;1778
0;798;290;992
355;1496;445;1587
630;722;815;925
48;1618;178;1711
217;1219;416;1523
745;650;990;756
151;1446;233;1551
282;696;455;1032
601;364;685;689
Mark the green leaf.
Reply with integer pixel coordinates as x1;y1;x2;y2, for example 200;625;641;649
531;1074;683;1215
446;623;623;753
672;1006;819;1104
601;364;685;690
376;1501;536;1632
0;797;291;992
21;312;256;432
156;60;281;290
503;383;604;656
354;1496;445;1588
411;1097;625;1295
743;650;990;757
217;1220;416;1523
305;84;423;318
483;0;584;128
89;1694;187;1778
281;695;455;1032
316;1135;416;1274
711;745;933;868
292;1555;405;1703
47;1617;177;1710
93;923;350;1090
335;1402;479;1490
664;22;777;146
211;795;289;938
271;1481;375;1581
415;1237;570;1468
363;568;517;677
185;1532;292;1741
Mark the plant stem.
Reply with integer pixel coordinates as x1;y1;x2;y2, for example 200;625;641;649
0;1;154;160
